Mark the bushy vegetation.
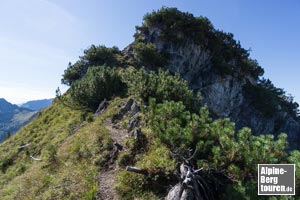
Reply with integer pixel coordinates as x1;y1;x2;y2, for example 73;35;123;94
132;42;169;69
66;65;200;112
121;67;201;111
135;7;264;79
112;94;300;199
145;99;299;199
244;78;300;119
62;45;121;85
69;66;125;111
136;7;214;45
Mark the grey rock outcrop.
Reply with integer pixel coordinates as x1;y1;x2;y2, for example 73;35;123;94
112;99;140;123
94;99;108;118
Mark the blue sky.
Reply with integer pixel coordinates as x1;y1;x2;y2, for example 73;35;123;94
0;0;299;104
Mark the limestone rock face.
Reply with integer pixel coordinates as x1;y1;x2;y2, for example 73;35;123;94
127;25;300;148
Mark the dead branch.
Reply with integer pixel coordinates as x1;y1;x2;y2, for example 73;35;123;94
30;155;42;161
126;166;148;175
187;147;198;161
18;143;30;150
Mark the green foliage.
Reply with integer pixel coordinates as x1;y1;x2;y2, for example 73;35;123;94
244;78;299;119
62;45;120;85
132;42;169;69
148;99;194;148
121;67;201;111
136;7;214;45
67;64;200;113
288;150;300;195
135;7;264;79
148;99;212;150
210;32;264;78
147;99;294;198
69;66;125;111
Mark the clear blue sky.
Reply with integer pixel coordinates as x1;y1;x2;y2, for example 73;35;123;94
0;0;299;104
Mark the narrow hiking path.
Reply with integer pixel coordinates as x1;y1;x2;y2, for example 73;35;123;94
104;118;127;145
97;118;128;200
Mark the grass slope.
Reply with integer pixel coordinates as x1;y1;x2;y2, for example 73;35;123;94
0;98;120;199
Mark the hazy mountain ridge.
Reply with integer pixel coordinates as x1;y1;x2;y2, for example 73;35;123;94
0;98;52;142
19;98;53;111
0;98;19;113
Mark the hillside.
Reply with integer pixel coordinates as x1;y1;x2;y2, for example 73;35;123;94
0;7;300;200
0;98;37;142
20;98;53;111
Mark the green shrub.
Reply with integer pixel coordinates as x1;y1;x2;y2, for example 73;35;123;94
132;42;168;69
135;7;264;79
146;99;294;198
148;99;193;148
136;7;213;45
62;45;120;85
122;67;201;111
288;150;300;195
69;66;125;111
244;78;299;119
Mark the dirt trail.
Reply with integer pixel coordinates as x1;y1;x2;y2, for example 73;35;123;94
97;119;127;200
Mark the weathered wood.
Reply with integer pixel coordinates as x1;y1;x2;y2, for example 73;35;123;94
30;155;42;161
168;162;214;200
166;183;183;200
126;166;148;175
18;143;30;150
187;148;198;161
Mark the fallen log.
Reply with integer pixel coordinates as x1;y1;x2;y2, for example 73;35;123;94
126;166;148;175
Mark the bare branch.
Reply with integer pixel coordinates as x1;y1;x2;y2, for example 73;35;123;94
187;147;198;161
30;155;42;161
126;166;148;175
194;167;203;174
18;143;30;150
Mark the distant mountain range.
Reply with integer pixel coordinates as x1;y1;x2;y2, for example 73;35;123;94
19;98;53;111
0;98;53;142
